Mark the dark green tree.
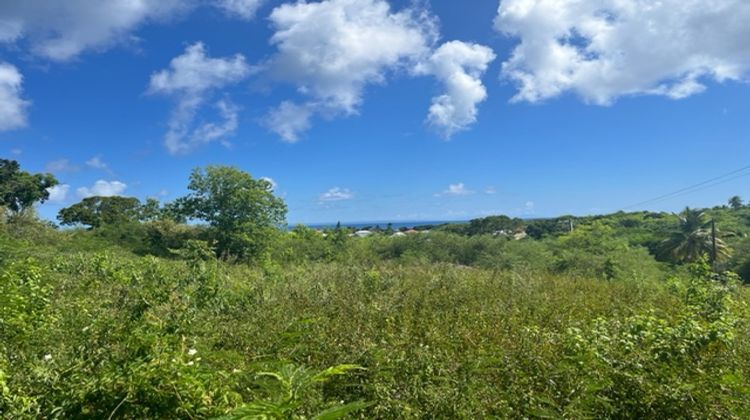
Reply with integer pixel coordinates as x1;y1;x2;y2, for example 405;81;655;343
57;196;142;228
175;166;287;260
0;159;58;213
728;196;743;210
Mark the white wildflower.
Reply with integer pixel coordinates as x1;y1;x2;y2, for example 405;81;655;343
188;348;197;356
43;354;52;362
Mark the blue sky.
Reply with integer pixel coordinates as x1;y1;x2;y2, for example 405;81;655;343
1;0;749;224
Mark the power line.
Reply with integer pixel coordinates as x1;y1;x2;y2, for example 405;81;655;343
622;163;750;210
661;171;750;203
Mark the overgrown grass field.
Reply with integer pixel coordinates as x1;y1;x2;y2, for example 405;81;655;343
3;225;750;418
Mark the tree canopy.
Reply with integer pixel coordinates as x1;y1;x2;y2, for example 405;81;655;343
175;165;287;260
58;196;143;228
728;196;743;210
0;159;58;214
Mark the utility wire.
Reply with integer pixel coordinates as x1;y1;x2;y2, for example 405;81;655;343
656;171;750;204
622;163;750;210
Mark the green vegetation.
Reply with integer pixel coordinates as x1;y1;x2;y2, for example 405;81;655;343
174;166;287;261
1;159;750;418
0;159;58;215
58;196;144;228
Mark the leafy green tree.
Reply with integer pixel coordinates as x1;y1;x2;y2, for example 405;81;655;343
0;159;58;214
659;207;730;264
139;198;188;223
175;166;287;260
728;195;743;210
139;198;162;221
57;196;142;228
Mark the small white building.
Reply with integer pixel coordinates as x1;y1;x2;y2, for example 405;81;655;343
354;230;373;238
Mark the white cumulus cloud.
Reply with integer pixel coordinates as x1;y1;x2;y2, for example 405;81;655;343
148;42;250;154
77;180;127;198
216;0;265;20
319;187;354;202
264;0;437;141
0;0;189;61
0;62;29;131
416;41;495;138
495;0;750;104
46;184;70;204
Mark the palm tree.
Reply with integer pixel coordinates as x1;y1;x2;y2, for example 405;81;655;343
728;195;743;210
659;207;730;264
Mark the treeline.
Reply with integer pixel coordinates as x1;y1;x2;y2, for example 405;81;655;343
2;158;749;281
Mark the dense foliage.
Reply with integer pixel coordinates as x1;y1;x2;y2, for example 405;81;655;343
174;166;287;261
1;221;749;418
58;196;144;228
2;161;750;418
0;159;58;214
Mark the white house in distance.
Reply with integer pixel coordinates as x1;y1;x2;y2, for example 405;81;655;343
354;230;373;238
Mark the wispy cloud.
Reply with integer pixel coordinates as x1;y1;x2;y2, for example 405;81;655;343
435;182;474;197
319;187;354;202
148;42;250;154
85;155;116;176
85;155;107;169
0;1;190;61
216;0;265;20
45;158;80;174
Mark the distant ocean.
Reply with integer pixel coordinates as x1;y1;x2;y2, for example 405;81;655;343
298;220;468;230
